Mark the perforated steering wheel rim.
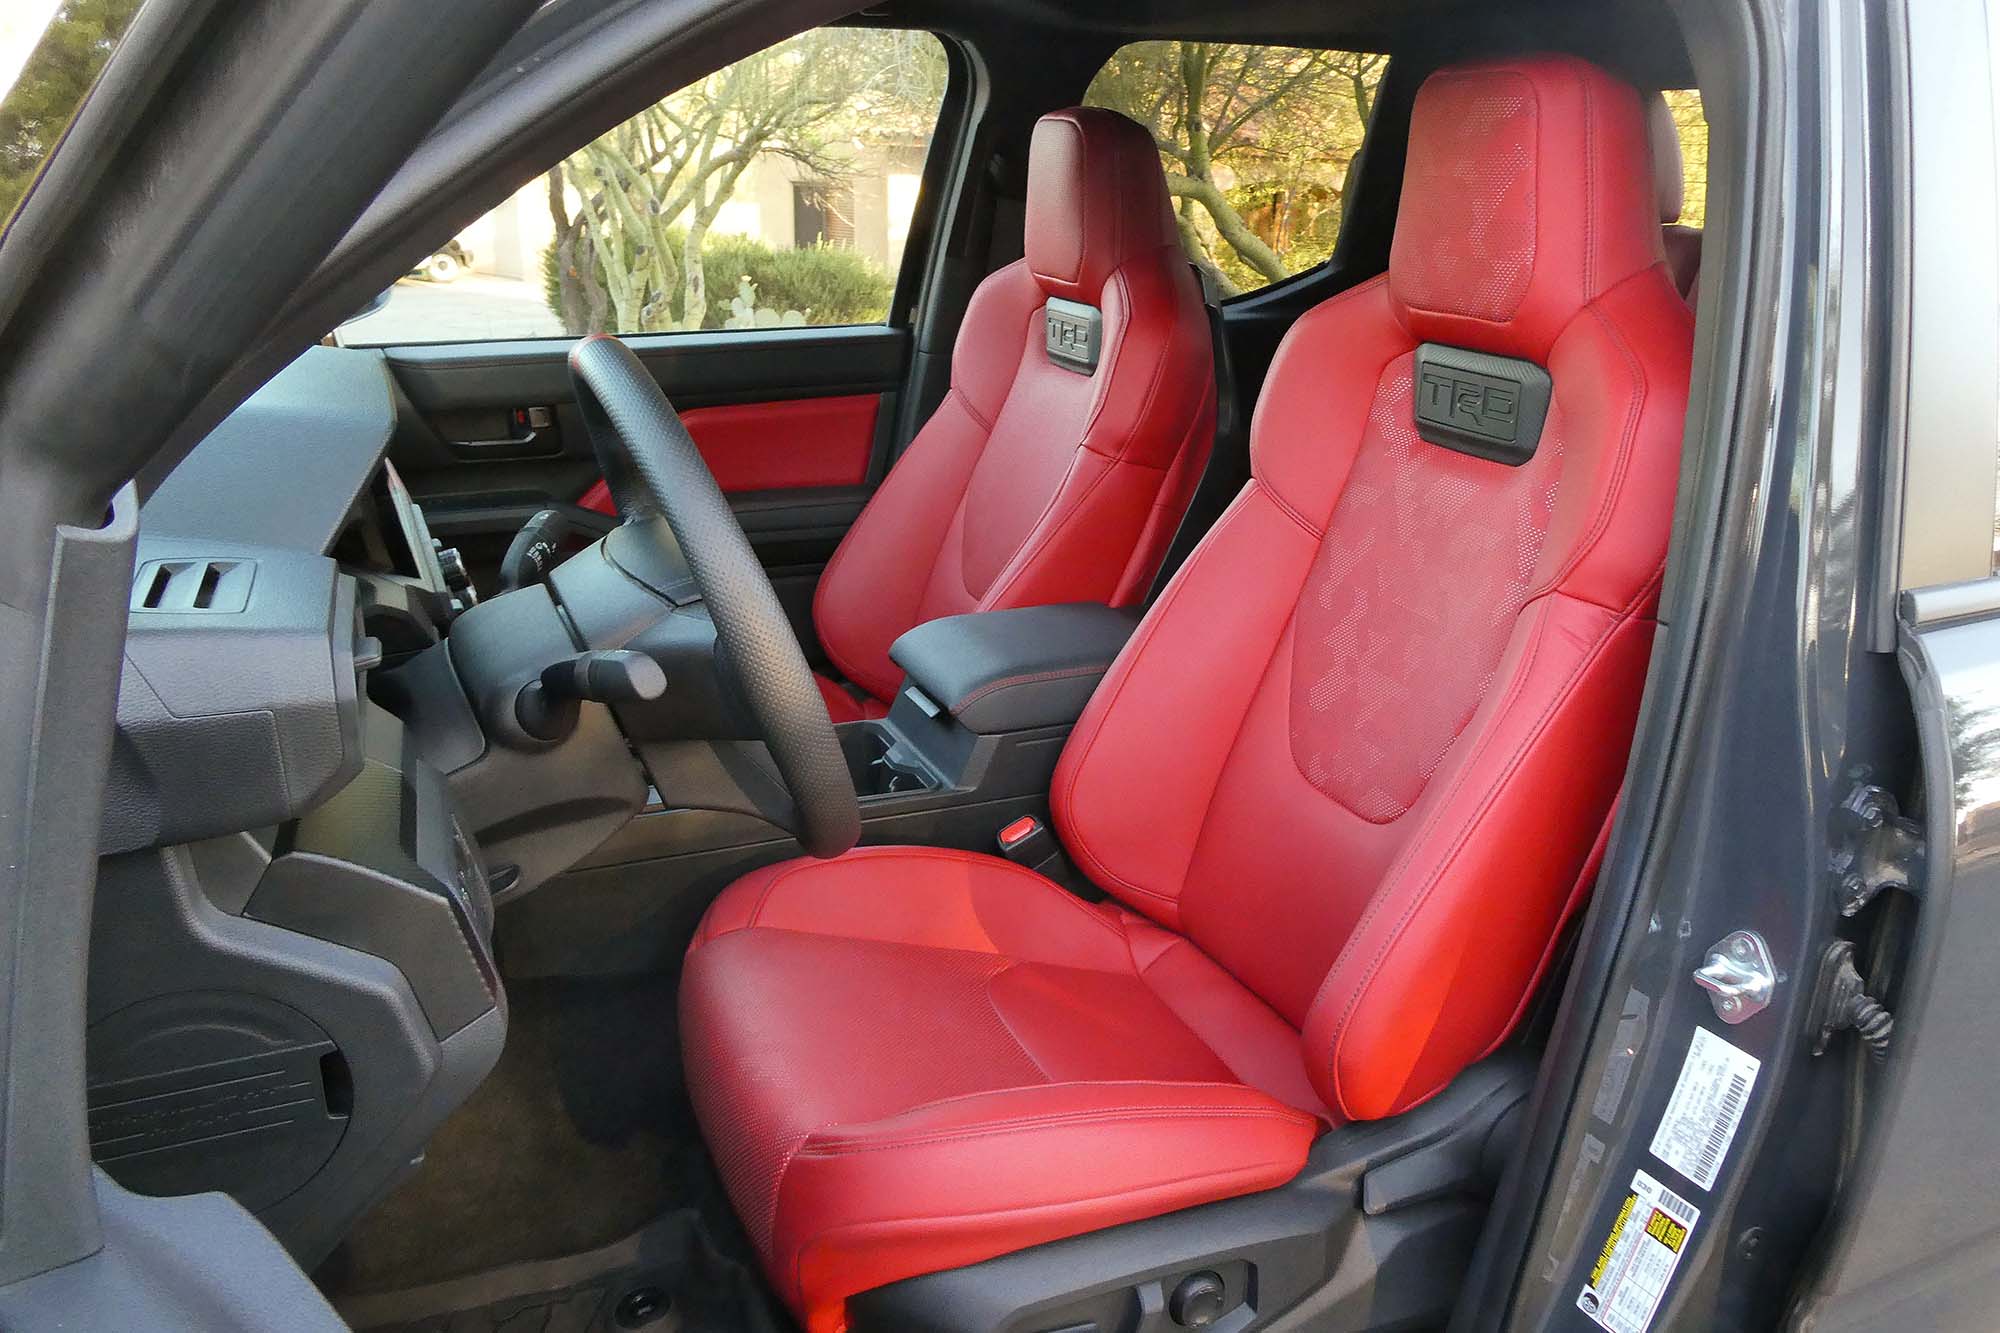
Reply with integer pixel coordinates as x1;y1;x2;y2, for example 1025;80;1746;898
565;333;860;859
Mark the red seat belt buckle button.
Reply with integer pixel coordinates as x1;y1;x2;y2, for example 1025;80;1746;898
996;815;1057;869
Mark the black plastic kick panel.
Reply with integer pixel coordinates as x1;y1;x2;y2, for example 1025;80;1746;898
85;706;505;1265
244;707;500;1039
87;993;349;1212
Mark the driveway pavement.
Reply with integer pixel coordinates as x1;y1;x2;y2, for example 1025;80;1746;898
335;274;567;346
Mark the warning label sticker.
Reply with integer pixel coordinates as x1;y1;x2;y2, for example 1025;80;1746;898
1648;1027;1760;1191
1577;1169;1701;1333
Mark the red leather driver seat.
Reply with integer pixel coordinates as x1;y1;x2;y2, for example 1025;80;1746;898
682;55;1692;1332
809;107;1215;722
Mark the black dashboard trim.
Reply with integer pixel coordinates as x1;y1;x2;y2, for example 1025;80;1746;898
141;345;399;556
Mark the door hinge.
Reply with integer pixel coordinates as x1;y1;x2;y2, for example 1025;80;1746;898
1807;939;1894;1062
1830;784;1924;917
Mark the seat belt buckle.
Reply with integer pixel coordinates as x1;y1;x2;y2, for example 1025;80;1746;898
997;815;1058;869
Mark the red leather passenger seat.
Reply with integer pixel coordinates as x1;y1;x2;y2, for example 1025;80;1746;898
681;55;1692;1332
810;107;1215;721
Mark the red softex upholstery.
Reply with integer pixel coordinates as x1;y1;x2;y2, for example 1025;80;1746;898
811;107;1215;704
680;848;1321;1332
684;54;1692;1329
1056;53;1690;1120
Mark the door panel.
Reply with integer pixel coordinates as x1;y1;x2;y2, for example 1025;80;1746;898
385;324;909;411
383;326;906;531
379;324;908;658
576;393;878;507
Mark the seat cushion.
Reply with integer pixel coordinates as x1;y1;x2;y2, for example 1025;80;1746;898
681;847;1321;1331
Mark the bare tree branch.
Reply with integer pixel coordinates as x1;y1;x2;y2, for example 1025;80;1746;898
1163;172;1288;283
548;27;942;331
1085;39;1385;291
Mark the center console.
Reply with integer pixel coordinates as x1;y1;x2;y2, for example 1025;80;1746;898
497;602;1143;977
614;600;1137;853
884;601;1143;737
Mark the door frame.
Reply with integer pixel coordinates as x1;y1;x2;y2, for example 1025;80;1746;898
0;0;537;1319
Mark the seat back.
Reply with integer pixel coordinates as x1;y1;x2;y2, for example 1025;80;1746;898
812;108;1215;702
1053;55;1693;1121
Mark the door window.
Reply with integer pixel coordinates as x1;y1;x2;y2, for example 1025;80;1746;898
339;27;948;346
1083;41;1387;298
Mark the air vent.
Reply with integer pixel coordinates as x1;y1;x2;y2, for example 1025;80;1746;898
130;558;255;613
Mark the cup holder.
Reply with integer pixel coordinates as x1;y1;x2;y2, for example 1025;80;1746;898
840;723;936;798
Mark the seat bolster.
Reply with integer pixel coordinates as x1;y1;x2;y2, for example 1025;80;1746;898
774;1080;1317;1330
1303;593;1657;1120
1079;256;1214;473
1247;274;1407;524
1120;912;1333;1119
969;253;1216;615
1053;482;1323;926
813;261;1046;700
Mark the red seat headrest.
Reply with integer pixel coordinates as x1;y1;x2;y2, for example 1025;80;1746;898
1024;107;1180;304
1389;55;1667;362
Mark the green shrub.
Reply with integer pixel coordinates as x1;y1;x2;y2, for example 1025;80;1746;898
542;241;568;319
718;236;892;326
545;229;891;332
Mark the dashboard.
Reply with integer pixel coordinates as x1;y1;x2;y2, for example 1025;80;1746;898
90;345;507;1265
146;346;413;555
111;347;469;851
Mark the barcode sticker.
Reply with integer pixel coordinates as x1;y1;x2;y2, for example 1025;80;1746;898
1577;1169;1702;1333
1649;1027;1760;1191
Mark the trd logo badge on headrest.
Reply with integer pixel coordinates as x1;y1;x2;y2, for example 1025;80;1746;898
1420;371;1519;438
1412;343;1551;466
1044;298;1102;374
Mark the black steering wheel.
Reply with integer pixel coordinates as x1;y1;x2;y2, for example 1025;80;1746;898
566;333;860;859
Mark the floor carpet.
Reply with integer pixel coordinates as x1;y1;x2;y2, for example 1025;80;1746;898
316;974;783;1332
336;1211;782;1333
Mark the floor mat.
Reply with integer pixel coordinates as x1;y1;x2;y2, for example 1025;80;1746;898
338;1210;787;1333
317;973;773;1326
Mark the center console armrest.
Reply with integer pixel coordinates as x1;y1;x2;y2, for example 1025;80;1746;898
888;602;1141;734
